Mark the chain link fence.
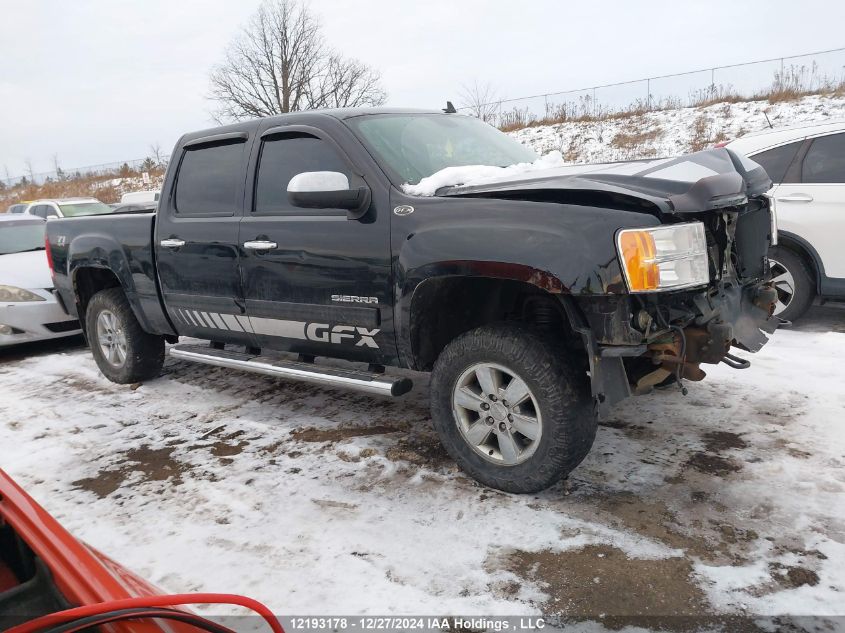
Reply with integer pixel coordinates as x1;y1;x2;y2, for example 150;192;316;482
459;47;845;129
2;155;170;189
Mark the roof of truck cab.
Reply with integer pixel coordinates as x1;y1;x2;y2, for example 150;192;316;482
180;108;452;142
321;107;444;119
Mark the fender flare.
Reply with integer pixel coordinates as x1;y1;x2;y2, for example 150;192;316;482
67;235;154;333
395;264;570;369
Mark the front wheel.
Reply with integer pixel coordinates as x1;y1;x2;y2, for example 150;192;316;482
430;324;596;493
86;288;165;383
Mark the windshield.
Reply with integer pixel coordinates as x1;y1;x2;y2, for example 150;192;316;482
0;220;46;255
347;114;538;186
58;201;114;217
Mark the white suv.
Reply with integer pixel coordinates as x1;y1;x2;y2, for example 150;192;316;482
24;197;114;220
725;120;845;321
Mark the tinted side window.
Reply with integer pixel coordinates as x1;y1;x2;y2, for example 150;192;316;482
254;134;349;214
175;141;245;216
802;133;845;183
750;141;802;183
30;205;48;218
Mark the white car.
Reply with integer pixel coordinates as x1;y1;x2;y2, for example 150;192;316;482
120;190;160;204
0;216;82;346
23;197;114;220
724;119;845;321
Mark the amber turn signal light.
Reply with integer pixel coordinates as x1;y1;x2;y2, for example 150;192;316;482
618;230;659;291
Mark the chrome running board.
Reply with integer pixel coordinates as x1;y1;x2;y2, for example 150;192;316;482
169;343;412;397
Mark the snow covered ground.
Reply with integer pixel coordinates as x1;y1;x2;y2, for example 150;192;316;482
1;307;843;630
509;94;845;162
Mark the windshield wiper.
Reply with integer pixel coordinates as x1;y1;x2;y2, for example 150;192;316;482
17;246;46;252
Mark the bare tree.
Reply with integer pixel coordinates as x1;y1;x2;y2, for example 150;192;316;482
307;55;386;113
149;142;165;166
209;0;387;122
458;81;501;123
25;159;35;183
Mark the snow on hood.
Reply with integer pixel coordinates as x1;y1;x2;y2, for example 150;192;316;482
0;249;53;290
402;151;566;197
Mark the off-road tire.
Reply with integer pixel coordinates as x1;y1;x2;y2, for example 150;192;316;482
769;246;815;323
86;288;165;383
430;323;596;493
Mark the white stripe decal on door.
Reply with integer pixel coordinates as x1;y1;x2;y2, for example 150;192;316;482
249;316;307;340
208;313;229;330
235;315;253;333
183;310;199;326
192;311;210;328
220;314;244;332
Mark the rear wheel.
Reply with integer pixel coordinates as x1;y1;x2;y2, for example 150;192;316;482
86;288;164;383
769;246;815;322
430;323;595;493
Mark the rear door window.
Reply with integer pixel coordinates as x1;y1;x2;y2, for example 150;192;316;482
175;140;246;216
750;141;802;184
801;133;845;183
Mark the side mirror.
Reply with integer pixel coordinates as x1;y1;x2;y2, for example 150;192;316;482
287;171;371;219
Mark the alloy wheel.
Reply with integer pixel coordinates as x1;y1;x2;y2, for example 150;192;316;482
96;309;128;367
769;258;796;316
451;362;542;465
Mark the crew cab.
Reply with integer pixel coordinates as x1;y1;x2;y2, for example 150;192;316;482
46;108;779;493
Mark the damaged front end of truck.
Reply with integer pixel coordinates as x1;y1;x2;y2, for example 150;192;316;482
447;147;780;416
567;149;779;415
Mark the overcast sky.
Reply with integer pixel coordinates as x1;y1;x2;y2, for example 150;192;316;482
2;0;844;177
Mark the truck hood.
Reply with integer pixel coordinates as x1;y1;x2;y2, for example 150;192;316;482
439;148;771;215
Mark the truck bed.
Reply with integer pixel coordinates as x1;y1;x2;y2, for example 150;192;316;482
46;211;171;336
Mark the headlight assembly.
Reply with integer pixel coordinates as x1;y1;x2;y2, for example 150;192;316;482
0;285;46;302
616;222;709;292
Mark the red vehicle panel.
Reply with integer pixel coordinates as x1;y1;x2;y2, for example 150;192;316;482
0;469;282;633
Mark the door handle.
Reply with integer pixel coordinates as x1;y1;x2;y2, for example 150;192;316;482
160;238;186;248
243;240;278;251
775;193;813;203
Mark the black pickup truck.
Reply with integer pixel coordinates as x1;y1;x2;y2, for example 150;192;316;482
46;108;778;493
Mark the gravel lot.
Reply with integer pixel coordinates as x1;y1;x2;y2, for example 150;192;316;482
1;306;843;632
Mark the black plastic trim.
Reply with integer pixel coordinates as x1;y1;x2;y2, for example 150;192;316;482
183;131;248;149
245;299;380;327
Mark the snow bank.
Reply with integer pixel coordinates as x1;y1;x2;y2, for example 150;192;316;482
402;94;845;197
508;94;845;163
402;151;565;196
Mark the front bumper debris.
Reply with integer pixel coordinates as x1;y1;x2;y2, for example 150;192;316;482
564;280;779;418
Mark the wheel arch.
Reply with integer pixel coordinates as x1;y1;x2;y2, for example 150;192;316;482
403;273;576;371
71;266;155;336
776;230;823;294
